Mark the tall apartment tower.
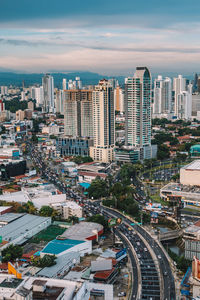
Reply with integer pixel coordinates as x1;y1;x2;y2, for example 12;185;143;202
173;75;186;117
153;76;172;116
56;90;64;114
42;74;54;113
64;90;93;137
114;85;124;113
89;79;115;163
125;67;151;148
32;86;44;107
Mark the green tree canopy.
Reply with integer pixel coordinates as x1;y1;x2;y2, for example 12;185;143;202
88;177;108;199
39;206;54;217
2;245;23;262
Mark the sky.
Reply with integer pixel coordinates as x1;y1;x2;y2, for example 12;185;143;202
0;0;200;75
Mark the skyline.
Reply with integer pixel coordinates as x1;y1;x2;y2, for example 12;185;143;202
1;1;200;75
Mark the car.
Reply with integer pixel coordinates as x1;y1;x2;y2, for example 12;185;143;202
158;255;161;259
164;271;168;276
118;292;126;297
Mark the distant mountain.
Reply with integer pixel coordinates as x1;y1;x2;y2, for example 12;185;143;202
0;71;125;88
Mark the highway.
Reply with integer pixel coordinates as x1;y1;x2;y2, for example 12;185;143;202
103;207;176;300
26;140;176;300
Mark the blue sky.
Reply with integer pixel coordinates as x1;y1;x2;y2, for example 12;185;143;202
0;0;200;75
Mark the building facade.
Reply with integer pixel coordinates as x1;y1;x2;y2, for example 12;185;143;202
56;136;93;157
153;76;172;116
124;67;155;160
42;74;54;113
90;79;115;163
64;90;93;138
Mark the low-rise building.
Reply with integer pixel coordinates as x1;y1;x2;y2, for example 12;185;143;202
50;201;82;219
57;136;93;157
180;160;200;186
184;221;200;259
0;213;51;250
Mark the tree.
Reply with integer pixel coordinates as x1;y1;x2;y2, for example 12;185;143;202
2;245;23;262
87;214;109;232
39;206;54;217
157;144;170;160
33;254;56;268
88;177;108;199
71;156;93;164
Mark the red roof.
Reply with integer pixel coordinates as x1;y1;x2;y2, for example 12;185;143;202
78;171;107;178
22;250;36;259
194;220;200;227
94;267;115;280
14;175;26;179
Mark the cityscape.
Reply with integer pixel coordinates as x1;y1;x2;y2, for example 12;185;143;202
1;1;200;300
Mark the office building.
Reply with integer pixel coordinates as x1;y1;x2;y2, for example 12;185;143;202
64;90;93;137
153;76;172;117
124;67;156;160
56;136;93;157
42;74;54;112
114;85;124;113
90;79;115;163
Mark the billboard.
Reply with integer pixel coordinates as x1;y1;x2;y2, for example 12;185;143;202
116;248;127;261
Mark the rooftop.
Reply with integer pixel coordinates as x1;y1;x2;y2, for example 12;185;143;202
37;252;80;278
58;222;103;240
0;213;24;224
182;160;200;171
0;278;23;289
41;239;85;255
0;214;51;243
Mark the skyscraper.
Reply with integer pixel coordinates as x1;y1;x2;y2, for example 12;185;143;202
124;67;156;160
173;75;186;117
125;67;151;148
42;74;54;112
114;85;124;113
56;90;64;114
153;76;172;116
32;86;44;107
90;79;115;163
64;90;93;137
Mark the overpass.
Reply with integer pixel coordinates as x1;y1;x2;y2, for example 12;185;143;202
159;229;183;241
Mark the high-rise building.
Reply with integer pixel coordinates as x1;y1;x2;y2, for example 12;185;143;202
197;76;200;94
62;78;67;90
153;76;172;116
173;75;186;117
56;90;64;114
123;67;156;160
173;75;192;120
125;67;151;148
31;86;44;107
64;90;93;137
67;77;82;90
42;74;54;112
114;85;124;113
89;79;115;163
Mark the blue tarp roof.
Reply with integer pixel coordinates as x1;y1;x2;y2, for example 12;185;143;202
41;239;85;255
79;182;90;189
